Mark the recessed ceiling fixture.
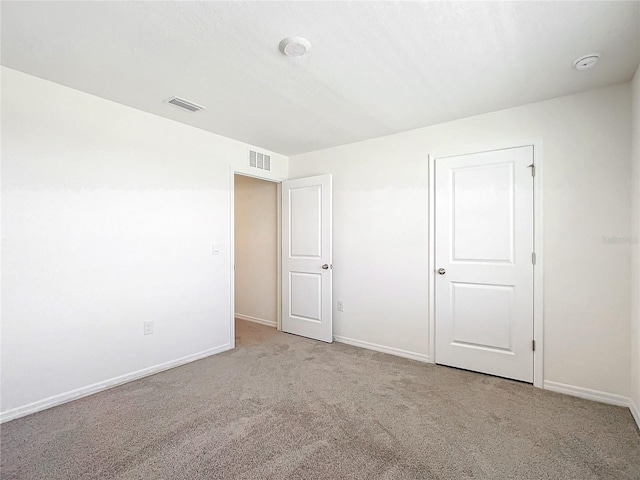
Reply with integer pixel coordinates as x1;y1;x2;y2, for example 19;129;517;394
165;96;206;113
573;54;600;71
279;37;311;57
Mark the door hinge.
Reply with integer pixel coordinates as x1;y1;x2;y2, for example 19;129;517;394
532;340;536;351
532;252;536;265
528;163;536;177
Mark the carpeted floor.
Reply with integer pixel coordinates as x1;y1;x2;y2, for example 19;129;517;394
1;320;639;479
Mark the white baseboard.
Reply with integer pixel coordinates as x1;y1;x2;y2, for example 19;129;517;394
333;335;431;363
0;343;232;424
543;380;631;407
630;398;640;430
235;313;277;328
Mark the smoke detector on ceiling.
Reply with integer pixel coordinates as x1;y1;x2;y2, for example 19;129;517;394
573;54;600;71
279;37;311;57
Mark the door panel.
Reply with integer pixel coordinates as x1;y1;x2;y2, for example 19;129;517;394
290;185;322;257
435;146;533;382
282;175;332;342
453;162;514;262
290;272;322;322
451;282;514;352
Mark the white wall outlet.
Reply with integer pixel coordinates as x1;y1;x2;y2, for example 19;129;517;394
143;321;154;335
337;300;344;312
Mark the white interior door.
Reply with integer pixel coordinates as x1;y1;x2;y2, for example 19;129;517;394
435;146;534;382
282;174;332;342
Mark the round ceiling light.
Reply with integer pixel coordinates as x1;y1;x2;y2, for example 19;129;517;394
279;37;311;57
573;54;600;71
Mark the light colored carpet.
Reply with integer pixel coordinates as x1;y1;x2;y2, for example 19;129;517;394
2;319;639;479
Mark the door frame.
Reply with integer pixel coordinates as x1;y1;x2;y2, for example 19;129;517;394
428;138;544;388
229;169;283;349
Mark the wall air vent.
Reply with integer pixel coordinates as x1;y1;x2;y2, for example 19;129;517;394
249;150;271;171
165;96;206;113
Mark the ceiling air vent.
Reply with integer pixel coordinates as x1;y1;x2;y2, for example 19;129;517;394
249;150;271;171
165;96;206;113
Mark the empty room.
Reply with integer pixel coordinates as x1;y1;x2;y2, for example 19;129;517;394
1;1;639;479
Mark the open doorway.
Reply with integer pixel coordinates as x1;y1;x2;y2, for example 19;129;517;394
233;174;280;334
231;172;333;347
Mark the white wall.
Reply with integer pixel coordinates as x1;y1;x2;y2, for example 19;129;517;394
0;67;288;420
2;65;635;420
234;175;278;326
631;65;640;425
290;83;632;398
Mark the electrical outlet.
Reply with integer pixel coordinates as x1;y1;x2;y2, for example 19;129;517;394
337;300;344;312
144;321;154;335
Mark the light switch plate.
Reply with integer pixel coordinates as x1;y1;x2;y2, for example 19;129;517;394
144;321;153;335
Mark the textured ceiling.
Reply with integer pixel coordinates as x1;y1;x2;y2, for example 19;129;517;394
2;1;639;155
